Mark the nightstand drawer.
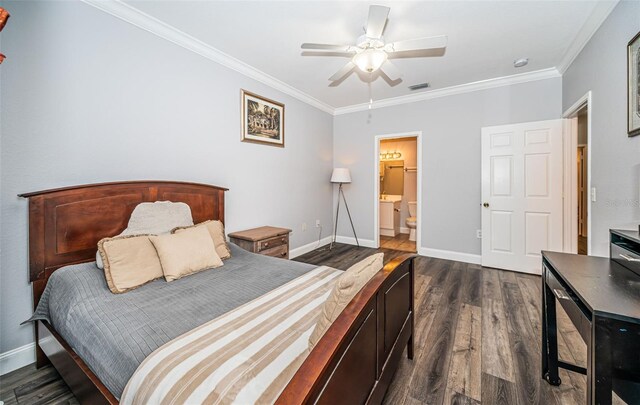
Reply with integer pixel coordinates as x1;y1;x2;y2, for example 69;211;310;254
261;244;288;259
258;235;288;252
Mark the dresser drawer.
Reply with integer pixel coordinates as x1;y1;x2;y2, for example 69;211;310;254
611;242;640;278
545;266;591;343
261;244;288;259
258;235;288;252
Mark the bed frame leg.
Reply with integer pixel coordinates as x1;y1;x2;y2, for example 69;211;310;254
34;324;51;368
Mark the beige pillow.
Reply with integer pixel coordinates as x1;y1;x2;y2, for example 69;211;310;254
150;226;223;281
97;235;164;294
173;220;231;260
308;253;384;349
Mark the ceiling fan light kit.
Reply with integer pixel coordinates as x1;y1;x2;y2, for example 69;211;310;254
353;48;388;73
301;5;447;85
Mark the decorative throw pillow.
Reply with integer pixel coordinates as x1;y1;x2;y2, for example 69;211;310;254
150;226;223;281
95;201;194;269
97;234;164;294
308;253;384;349
172;220;231;260
123;201;194;235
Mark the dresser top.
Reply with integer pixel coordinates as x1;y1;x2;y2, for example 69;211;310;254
228;226;292;242
542;251;640;323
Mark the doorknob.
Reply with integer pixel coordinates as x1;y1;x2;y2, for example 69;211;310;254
483;202;489;208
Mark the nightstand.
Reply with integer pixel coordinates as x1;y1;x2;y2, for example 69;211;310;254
228;226;292;259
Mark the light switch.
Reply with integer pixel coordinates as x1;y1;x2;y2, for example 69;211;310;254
591;187;597;202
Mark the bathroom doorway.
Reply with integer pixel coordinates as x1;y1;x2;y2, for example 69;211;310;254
374;132;422;253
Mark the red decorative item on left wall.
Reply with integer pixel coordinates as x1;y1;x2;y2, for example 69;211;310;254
0;7;9;65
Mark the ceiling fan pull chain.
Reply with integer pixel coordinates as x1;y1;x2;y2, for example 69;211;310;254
368;75;373;110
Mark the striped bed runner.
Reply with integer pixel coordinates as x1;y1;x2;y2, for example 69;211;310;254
121;265;342;405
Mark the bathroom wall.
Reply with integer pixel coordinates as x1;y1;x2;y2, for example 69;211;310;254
380;137;418;230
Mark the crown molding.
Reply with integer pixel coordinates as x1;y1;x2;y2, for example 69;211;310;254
556;0;619;74
333;67;561;115
81;0;610;117
81;0;335;114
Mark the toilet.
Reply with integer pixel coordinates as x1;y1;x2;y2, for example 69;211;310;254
406;201;417;241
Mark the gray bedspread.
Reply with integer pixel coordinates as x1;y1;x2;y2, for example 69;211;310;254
28;244;317;399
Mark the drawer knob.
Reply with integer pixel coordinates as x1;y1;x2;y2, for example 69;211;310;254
264;242;269;247
620;253;640;262
281;252;287;256
281;238;285;242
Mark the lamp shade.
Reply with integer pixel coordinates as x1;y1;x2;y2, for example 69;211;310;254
331;168;352;183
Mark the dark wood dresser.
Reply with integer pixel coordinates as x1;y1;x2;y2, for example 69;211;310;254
541;230;640;404
228;226;292;259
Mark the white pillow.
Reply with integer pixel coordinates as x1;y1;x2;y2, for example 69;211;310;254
95;201;194;269
122;201;193;235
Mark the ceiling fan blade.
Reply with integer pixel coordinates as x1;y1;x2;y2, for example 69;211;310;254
365;5;390;39
301;51;355;58
380;60;402;81
387;47;446;59
385;35;448;53
301;43;353;51
329;61;356;81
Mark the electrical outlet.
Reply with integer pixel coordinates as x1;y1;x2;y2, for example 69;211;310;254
315;219;321;227
476;230;482;239
302;222;307;231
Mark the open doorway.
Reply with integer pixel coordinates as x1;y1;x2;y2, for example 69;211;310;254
563;91;591;255
374;132;422;253
576;108;589;254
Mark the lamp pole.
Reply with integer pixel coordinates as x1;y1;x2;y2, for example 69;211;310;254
331;182;359;249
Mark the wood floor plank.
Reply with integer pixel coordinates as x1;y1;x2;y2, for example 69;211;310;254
461;265;482;307
407;262;465;404
446;303;482;402
501;280;546;405
481;268;502;301
497;269;518;284
443;389;482;405
481;372;518;405
481;297;515;382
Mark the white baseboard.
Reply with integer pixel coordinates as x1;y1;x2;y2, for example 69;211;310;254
379;229;396;237
399;227;410;234
0;342;35;376
335;236;377;248
418;247;482;265
289;236;332;259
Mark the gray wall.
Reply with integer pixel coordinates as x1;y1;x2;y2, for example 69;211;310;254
0;1;333;355
333;77;562;254
562;0;640;256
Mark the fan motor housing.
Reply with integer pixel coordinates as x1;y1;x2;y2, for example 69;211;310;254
356;35;385;49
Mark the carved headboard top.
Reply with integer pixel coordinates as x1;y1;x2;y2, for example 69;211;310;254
19;181;228;283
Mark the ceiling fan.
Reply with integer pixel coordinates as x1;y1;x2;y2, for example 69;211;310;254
301;5;447;84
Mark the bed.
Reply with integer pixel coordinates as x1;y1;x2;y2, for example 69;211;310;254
20;181;415;404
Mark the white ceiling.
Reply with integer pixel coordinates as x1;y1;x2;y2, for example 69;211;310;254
123;0;615;110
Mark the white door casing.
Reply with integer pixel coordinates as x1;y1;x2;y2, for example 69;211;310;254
481;119;565;274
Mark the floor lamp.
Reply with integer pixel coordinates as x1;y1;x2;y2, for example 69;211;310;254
330;168;359;249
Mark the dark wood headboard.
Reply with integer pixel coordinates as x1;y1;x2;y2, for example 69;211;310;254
19;181;227;305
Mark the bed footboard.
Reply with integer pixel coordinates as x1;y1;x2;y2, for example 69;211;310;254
278;254;416;404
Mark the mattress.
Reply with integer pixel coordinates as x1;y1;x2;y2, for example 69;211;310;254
28;244;317;399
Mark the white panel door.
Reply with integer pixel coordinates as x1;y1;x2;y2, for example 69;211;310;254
481;119;565;274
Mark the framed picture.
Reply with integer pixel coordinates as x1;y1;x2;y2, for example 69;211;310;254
241;90;285;147
628;31;640;137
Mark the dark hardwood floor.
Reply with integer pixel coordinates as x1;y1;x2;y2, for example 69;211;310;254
0;243;594;405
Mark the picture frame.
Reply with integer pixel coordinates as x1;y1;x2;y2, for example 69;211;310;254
241;89;285;147
628;31;640;137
